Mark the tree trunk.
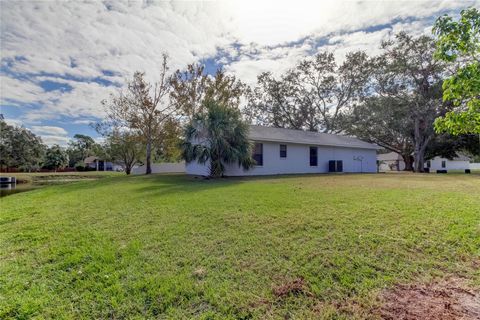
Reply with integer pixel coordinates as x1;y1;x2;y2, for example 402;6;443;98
412;117;432;173
401;154;413;171
145;138;152;175
125;167;131;175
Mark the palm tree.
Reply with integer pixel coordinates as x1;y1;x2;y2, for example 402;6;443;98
181;100;254;177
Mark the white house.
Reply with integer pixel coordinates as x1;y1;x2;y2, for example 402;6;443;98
377;152;406;171
376;151;472;172
186;125;380;176
425;154;471;171
84;156;122;171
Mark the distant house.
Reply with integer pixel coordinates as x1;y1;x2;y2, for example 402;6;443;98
425;154;471;171
377;151;471;172
84;156;122;171
186;125;380;176
377;152;406;171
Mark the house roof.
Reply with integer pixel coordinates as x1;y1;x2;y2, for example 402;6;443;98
432;153;472;161
377;152;403;161
84;156;99;163
248;125;380;150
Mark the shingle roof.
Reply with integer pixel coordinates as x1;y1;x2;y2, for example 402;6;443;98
377;152;403;161
248;125;380;150
84;156;99;163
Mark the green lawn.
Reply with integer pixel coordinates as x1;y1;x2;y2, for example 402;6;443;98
1;173;479;319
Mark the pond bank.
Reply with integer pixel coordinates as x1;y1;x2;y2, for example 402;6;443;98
0;172;120;197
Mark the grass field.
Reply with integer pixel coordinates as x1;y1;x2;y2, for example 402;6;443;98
1;173;479;319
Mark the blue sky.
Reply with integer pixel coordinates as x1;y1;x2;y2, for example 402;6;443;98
1;0;477;146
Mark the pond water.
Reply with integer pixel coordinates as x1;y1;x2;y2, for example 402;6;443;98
0;178;98;198
0;183;37;197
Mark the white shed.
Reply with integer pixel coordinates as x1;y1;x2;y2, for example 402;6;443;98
425;154;471;171
186;125;380;176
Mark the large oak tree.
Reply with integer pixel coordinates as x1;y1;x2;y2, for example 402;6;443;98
366;33;451;172
245;51;370;133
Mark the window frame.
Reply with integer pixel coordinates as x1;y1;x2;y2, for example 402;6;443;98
309;146;318;166
441;160;446;168
253;142;263;166
279;144;287;158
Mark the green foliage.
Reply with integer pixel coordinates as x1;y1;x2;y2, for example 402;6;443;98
101;56;173;175
0;118;46;171
154;117;182;163
433;7;480;134
43;145;69;171
351;32;446;172
182;101;254;177
67;134;101;167
103;129;144;175
1;174;479;318
245;51;370;133
346;96;415;170
170;64;246;121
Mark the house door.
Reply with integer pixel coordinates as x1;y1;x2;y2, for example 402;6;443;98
353;156;363;172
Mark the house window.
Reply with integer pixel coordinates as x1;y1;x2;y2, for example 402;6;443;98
280;144;287;158
309;147;318;166
441;160;446;168
253;143;263;166
426;160;431;168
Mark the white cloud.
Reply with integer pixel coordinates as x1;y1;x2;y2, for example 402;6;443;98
39;135;71;146
31;125;68;136
0;0;476;127
0;75;46;106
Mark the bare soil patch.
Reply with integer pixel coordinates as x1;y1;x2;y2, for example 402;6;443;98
377;277;480;320
272;277;312;298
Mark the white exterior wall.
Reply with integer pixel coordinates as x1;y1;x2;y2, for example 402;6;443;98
132;162;185;174
185;159;211;176
186;141;377;176
426;157;470;171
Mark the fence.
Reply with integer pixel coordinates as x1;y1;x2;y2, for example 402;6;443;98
469;163;480;170
131;162;185;175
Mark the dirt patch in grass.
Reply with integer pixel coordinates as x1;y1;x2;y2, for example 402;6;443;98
272;277;312;298
376;277;480;320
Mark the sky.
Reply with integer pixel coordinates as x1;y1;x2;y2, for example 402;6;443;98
1;0;478;146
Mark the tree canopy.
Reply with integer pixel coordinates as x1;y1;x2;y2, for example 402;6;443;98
101;54;174;174
245;51;370;133
43;145;69;172
170;64;246;121
433;7;480;135
0;118;46;172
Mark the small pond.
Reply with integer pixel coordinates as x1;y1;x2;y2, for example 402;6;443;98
1;177;97;198
0;183;38;197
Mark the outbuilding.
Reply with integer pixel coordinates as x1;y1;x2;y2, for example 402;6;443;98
425;154;471;172
186;125;380;176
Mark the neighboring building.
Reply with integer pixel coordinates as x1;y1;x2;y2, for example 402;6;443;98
84;156;122;171
186;125;380;176
377;151;472;172
377;152;406;171
425;154;471;171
